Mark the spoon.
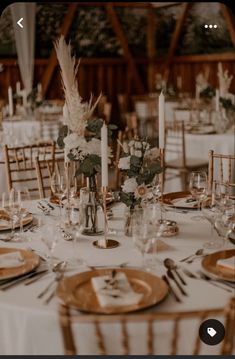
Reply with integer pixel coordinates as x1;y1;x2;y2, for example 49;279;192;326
180;249;204;263
164;258;187;285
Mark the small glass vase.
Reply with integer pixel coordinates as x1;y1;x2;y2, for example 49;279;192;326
124;207;134;237
79;177;104;236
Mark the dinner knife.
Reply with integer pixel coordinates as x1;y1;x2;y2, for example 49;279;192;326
0;269;48;290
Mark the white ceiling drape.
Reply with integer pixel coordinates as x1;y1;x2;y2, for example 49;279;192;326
10;3;36;94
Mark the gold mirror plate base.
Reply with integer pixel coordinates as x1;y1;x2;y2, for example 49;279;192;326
92;239;120;249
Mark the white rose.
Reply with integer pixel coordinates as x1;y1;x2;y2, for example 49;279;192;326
130;147;135;156
121;178;138;193
63;133;80;152
134;150;142;158
129;140;134;147
134;141;142;149
118;156;130;170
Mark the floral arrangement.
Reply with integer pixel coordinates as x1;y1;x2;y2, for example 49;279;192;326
199;86;215;101
55;36;115;187
118;139;162;209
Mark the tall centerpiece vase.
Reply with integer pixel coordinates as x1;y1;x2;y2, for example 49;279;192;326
124;206;135;237
80;176;104;236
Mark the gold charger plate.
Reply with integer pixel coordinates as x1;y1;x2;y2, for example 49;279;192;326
0;247;40;280
201;249;235;283
162;191;198;210
57;268;168;314
0;209;33;231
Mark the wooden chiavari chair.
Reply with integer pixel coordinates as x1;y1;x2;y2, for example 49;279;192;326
35;157;86;199
164;121;208;189
208;150;235;196
58;298;235;355
4;141;55;198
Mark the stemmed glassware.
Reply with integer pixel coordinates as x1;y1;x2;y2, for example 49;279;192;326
12;188;31;242
189;171;208;220
201;197;223;249
214;203;235;247
50;169;67;226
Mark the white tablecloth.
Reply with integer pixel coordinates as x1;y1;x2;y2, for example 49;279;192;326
0;201;234;355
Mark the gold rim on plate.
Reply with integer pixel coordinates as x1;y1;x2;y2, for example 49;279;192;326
0;209;33;231
0;247;40;280
201;249;235;283
162;191;198;209
57;268;169;314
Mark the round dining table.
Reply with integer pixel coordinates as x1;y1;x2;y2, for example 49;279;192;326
0;200;234;355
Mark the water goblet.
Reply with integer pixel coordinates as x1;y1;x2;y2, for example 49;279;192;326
50;170;67;226
201;198;223;249
189;171;208;220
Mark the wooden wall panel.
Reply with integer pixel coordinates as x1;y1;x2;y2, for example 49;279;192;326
0;57;234;103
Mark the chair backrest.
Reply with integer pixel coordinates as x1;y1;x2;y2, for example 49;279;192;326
165;121;186;166
208;150;235;193
4;141;55;198
58;298;235;355
35;156;85;199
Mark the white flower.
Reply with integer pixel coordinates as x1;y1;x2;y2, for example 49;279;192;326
134;150;142;158
118;156;130;170
63;133;81;152
134;184;150;200
121;178;138;193
134;141;142;149
130;147;135;156
129;140;135;148
144;147;160;161
87;138;102;156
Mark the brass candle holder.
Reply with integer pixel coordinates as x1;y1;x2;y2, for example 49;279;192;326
92;186;120;249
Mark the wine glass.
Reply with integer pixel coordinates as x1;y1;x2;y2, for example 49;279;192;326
132;208;156;269
189;171;208;220
50;170;67;225
12;188;31;242
201;198;223;249
40;217;60;271
4;188;23;242
215;204;235;248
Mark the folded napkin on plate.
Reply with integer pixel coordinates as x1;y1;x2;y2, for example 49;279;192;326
217;256;235;271
91;272;143;308
172;197;198;208
0;252;24;269
0;209;10;222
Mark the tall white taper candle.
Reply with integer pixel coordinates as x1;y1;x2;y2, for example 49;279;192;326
158;91;165;149
16;82;21;95
8;86;14;117
215;89;220;112
101;122;108;187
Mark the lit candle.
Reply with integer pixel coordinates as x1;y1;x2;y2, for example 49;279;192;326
215;89;219;112
101;122;108;187
8;86;14;117
16;82;21;95
158;91;165;149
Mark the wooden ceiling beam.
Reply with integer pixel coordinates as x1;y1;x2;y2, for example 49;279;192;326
147;7;156;92
41;4;78;97
105;3;145;93
163;2;191;81
220;4;235;48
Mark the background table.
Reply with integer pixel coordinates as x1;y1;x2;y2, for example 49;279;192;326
0;201;233;355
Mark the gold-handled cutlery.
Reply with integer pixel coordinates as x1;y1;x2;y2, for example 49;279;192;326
0;268;49;290
162;275;182;303
37;261;67;300
180;249;204;263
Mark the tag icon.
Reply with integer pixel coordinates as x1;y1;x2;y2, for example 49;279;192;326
207;327;217;337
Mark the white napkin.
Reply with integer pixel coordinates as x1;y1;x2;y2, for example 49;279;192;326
0;252;25;269
217;256;235;271
172;197;198;208
92;272;143;308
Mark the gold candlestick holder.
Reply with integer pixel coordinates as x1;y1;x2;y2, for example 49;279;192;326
93;186;120;249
